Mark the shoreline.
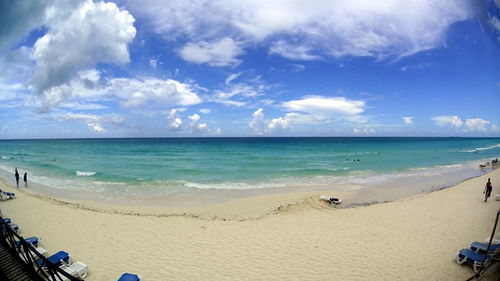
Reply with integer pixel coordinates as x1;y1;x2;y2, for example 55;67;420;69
0;169;499;280
0;159;494;219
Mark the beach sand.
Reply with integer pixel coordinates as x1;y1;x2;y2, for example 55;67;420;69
0;169;499;281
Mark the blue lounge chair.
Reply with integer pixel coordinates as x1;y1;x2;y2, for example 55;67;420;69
36;251;70;268
15;237;40;248
9;223;20;233
1;191;16;199
456;248;492;272
470;241;500;253
118;273;141;281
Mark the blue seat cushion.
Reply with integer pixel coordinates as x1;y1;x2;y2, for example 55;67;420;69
470;242;500;252
459;249;491;262
118;273;140;281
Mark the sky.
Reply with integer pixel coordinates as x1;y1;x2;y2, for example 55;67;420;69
0;0;499;139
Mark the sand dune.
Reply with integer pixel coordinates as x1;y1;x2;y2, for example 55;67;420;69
0;169;499;280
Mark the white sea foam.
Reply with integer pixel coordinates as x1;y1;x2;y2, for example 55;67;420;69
76;171;96;176
1;156;11;160
475;143;500;151
460;143;500;153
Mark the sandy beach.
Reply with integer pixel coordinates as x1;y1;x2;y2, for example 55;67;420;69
0;169;499;281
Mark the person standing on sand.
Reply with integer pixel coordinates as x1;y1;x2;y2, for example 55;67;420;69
14;168;19;188
23;172;28;187
483;178;492;202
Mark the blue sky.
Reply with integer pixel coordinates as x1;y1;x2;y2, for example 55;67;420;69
0;0;499;138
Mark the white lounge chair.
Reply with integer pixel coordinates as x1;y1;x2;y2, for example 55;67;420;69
58;260;88;280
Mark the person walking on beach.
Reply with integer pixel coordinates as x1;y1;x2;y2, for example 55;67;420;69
14;168;19;188
23;172;28;187
483;178;492;202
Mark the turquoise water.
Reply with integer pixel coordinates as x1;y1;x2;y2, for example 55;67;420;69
0;137;499;198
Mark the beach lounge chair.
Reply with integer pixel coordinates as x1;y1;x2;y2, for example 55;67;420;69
456;248;492;272
118;273;141;281
14;236;47;259
9;223;20;233
15;236;40;248
0;191;16;199
36;251;71;268
19;246;48;263
320;195;342;205
58;260;88;281
470;242;500;253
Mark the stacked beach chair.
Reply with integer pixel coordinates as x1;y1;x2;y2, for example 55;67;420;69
0;215;88;280
456;233;500;273
1;215;143;280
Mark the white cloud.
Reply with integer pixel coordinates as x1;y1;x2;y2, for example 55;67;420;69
268;116;290;131
51;111;123;133
432;115;463;127
88;122;105;132
282;96;366;118
464;118;490;132
400;63;434;72
210;73;271;107
491;124;500;133
402;116;414;125
30;68;203;111
225;72;242;85
269;40;321;60
0;0;55;51
199;108;212;114
149;55;161;69
31;0;136;109
130;0;473;60
109;77;202;108
354;127;375;135
166;108;184;130
249;108;265;133
59;101;107;110
179;37;243;67
188;113;208;131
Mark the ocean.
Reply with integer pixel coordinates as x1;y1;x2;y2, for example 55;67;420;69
0;137;499;200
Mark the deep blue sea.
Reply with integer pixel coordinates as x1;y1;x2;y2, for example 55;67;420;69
0;137;499;199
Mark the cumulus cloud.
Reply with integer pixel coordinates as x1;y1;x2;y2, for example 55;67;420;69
248;109;299;133
354;127;376;135
33;68;203;110
179;37;243;67
188;113;208;131
88;122;105;132
109;77;202;108
166;108;184;130
402;116;414;124
268;116;290;131
129;0;474;60
431;116;498;134
249;108;265;133
0;0;54;51
432;115;463;127
464;118;490;132
282;96;366;121
31;0;136;109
